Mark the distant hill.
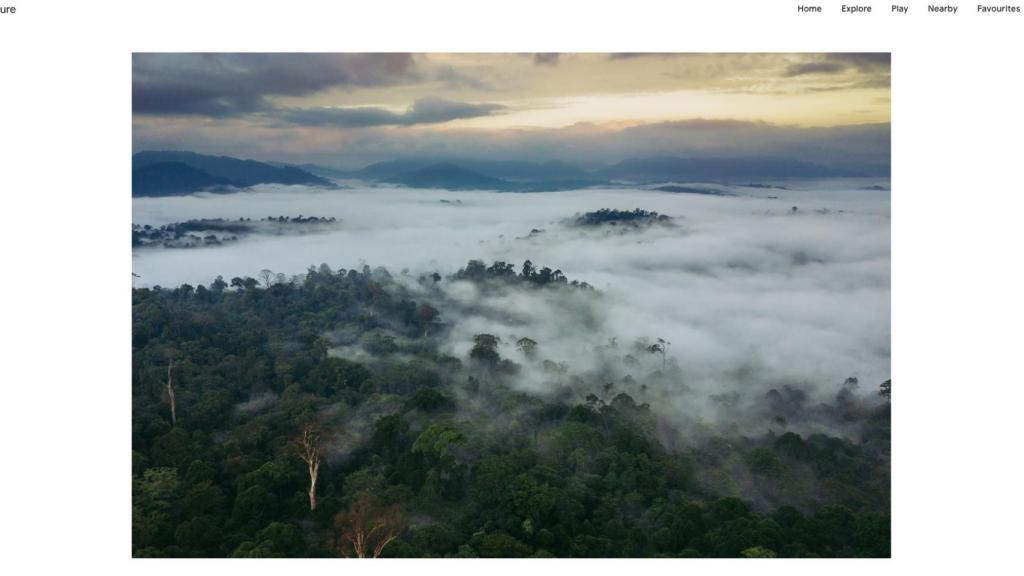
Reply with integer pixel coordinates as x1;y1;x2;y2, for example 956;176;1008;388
603;156;861;182
357;157;592;183
133;151;886;196
381;162;609;192
265;161;353;181
353;154;884;190
651;185;730;196
131;162;235;197
132;151;331;196
292;164;352;181
384;163;507;190
455;159;592;182
356;158;438;181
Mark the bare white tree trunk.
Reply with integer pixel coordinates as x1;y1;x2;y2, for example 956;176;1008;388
308;458;319;511
336;492;404;558
166;357;177;426
298;426;322;512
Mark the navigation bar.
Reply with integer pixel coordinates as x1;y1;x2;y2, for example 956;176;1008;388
795;4;1022;14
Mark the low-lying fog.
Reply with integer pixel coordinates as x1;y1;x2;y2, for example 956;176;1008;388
133;181;890;425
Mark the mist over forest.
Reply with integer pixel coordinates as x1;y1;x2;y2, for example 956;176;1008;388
133;180;890;558
134;182;890;409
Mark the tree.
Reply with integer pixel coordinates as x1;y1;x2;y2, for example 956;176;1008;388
470;334;501;367
412;424;467;498
259;269;275;289
296;425;322;512
313;336;329;361
165;352;177;426
521;260;535;279
364;280;387;317
133;467;181;549
516;337;537;357
473;532;533;557
232;522;306;557
745;448;782;476
647;337;671;370
741;546;777;558
415;303;440;337
879;379;891;400
404;388;456;413
335;491;405;558
367;333;398;356
210;275;227;293
473;334;500;350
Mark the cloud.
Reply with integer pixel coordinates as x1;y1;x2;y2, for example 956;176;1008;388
272;97;506;128
406;97;505;124
829;53;891;72
785;53;890;77
133;53;417;117
132;184;891;438
784;61;848;77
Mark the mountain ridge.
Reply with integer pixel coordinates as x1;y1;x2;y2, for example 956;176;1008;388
132;151;890;195
132;151;332;197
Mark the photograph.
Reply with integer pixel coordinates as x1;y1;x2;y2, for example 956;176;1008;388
131;53;891;558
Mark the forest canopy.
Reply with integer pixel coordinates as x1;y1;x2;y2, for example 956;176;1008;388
133;260;890;558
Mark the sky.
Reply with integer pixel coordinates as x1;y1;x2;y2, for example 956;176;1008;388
132;53;891;170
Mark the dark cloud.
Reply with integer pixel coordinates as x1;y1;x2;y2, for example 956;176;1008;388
784;61;848;77
273;97;505;128
274;106;401;128
133;53;417;117
533;53;560;66
829;53;891;71
785;53;890;77
406;97;504;124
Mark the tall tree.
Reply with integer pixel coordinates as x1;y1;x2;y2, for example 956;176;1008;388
521;260;535;280
296;425;322;512
258;269;275;289
470;334;501;367
516;337;537;357
415;303;440;337
366;280;385;317
473;334;500;350
335;491;405;558
647;337;671;370
166;353;177;426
